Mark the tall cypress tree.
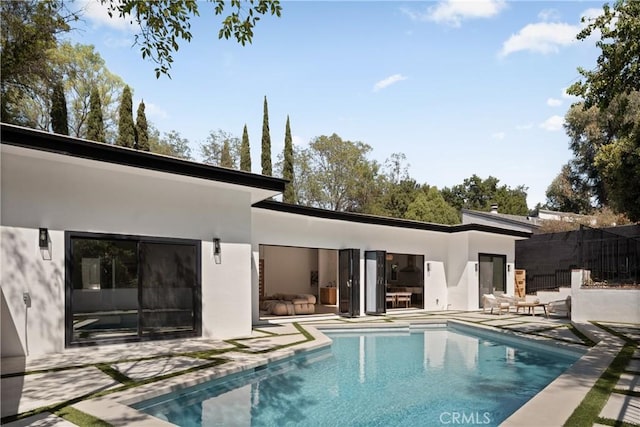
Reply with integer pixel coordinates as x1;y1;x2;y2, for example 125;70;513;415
283;115;295;203
240;124;251;172
86;85;105;142
50;80;68;135
220;140;233;168
135;100;149;151
261;96;272;176
117;85;135;148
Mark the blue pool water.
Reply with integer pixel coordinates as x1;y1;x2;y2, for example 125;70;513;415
134;325;583;426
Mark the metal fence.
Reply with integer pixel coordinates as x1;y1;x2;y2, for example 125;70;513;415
579;225;640;284
516;225;640;294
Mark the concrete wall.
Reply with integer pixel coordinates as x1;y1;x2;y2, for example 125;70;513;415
1;147;257;356
571;270;640;323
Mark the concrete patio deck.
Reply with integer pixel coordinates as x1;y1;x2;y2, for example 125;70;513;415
1;311;638;426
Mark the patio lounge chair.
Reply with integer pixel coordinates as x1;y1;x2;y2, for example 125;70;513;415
547;295;571;318
482;294;510;315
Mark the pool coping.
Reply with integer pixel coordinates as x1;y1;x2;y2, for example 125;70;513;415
68;319;600;426
70;326;332;426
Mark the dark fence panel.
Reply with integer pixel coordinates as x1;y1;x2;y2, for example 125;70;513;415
516;224;640;294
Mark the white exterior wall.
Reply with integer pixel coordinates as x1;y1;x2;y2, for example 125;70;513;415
571;270;640;323
251;209;450;318
1;147;259;356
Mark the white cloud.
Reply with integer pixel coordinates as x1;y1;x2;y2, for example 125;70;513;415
500;22;578;57
75;0;137;33
538;8;560;22
491;132;506;140
143;102;169;120
547;98;562;107
516;123;534;131
539;115;564;131
373;74;407;92
402;0;506;27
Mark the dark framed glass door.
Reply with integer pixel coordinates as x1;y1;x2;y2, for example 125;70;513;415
66;232;201;346
365;251;386;315
339;249;360;317
478;253;506;307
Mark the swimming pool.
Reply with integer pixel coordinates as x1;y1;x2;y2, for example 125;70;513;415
134;325;583;426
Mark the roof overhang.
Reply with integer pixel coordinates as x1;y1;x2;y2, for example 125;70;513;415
1;124;286;203
254;200;532;238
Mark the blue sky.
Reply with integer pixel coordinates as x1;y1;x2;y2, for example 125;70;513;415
66;1;604;209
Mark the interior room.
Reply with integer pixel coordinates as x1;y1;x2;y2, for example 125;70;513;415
259;245;338;318
385;253;425;309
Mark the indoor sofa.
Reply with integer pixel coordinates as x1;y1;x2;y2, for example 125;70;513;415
260;293;316;315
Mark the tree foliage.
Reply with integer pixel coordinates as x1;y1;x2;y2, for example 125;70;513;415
154;129;192;159
117;85;135;147
200;129;240;167
50;79;69;135
545;163;593;214
135;100;149;151
292;134;380;212
53;42;126;142
441;175;529;216
405;187;460;225
86;85;105;142
261;96;272;176
0;0;74;124
101;0;282;77
564;1;640;220
567;0;640;109
282;115;295;203
240;124;251;172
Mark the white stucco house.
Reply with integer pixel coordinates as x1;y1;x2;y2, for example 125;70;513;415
1;124;530;357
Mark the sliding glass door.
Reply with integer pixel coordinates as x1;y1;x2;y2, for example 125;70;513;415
66;232;201;346
478;253;506;307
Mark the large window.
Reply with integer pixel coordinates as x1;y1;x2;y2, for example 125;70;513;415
66;232;201;346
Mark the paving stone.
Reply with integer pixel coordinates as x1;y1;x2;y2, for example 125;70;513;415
616;373;640;392
112;356;211;381
249;323;300;335
500;323;550;333
627;359;640;373
240;333;307;352
599;393;640;425
2;412;77;427
537;327;585;344
481;319;526;327
1;367;119;418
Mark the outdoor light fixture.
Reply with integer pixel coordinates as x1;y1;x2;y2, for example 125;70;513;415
213;238;221;264
39;228;52;261
507;265;511;272
427;263;431;273
475;263;478;272
39;228;49;249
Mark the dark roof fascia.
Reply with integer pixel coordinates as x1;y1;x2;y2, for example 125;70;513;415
461;209;541;229
1;123;286;193
254;200;532;238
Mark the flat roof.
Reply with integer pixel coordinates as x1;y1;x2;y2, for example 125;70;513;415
254;200;532;238
1;123;286;193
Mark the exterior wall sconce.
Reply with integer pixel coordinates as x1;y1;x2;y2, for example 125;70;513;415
39;228;51;260
507;264;511;272
213;238;221;264
39;228;49;249
426;263;431;273
475;263;478;272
